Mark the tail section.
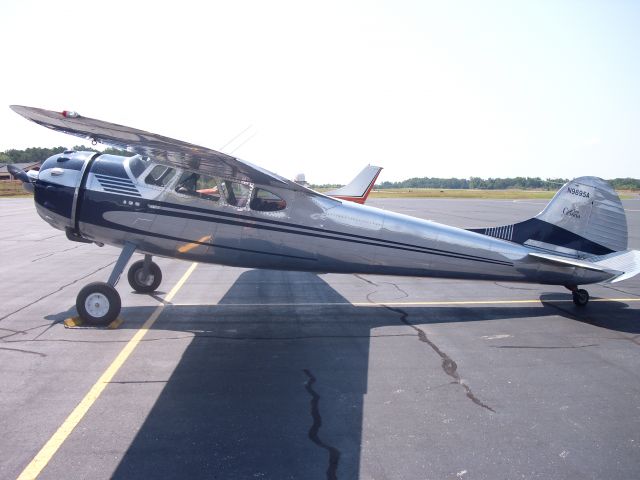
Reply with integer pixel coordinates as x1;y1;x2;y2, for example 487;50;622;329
326;165;382;204
471;177;628;258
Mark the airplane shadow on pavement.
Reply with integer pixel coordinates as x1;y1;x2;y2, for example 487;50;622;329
46;270;640;479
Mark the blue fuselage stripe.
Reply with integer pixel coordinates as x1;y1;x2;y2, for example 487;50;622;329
80;192;513;267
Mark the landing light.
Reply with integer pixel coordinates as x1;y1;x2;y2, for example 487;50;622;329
61;110;79;118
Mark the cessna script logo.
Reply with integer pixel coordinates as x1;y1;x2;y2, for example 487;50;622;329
567;186;590;198
562;207;581;219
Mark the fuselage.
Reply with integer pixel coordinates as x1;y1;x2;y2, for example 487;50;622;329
33;151;612;287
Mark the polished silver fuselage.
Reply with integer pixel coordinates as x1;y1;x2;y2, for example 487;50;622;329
34;154;608;287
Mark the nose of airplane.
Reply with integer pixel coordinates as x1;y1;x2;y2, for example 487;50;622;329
33;150;96;232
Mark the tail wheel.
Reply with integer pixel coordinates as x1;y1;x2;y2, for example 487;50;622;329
76;282;121;325
127;260;162;293
572;289;589;307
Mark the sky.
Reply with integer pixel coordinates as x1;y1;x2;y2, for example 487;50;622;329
1;0;639;184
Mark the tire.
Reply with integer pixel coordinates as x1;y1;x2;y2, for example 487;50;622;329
127;260;162;293
76;282;121;326
572;289;589;307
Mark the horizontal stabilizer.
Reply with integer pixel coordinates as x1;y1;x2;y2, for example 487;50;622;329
592;249;640;283
527;252;620;274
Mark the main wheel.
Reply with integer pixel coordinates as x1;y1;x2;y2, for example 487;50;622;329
127;260;162;293
76;282;121;325
572;288;589;307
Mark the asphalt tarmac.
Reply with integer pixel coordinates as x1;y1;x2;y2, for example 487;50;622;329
1;196;639;480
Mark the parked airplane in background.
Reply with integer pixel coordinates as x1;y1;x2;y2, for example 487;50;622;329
9;106;640;325
325;165;382;204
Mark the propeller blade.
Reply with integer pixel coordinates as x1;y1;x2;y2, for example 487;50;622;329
7;164;30;183
7;164;36;193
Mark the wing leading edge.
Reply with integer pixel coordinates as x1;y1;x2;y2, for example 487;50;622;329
10;105;319;193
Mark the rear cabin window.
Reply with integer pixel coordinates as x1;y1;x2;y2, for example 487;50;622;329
145;165;176;187
250;188;286;211
221;180;251;207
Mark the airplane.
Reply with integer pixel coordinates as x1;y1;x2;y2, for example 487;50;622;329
324;165;382;204
8;105;640;326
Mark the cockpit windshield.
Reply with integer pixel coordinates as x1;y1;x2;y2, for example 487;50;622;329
145;165;176;187
127;155;149;178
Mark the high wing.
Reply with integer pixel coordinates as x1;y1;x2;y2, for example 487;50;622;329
10;105;319;193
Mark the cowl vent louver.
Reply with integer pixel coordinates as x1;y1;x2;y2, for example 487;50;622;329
95;174;141;197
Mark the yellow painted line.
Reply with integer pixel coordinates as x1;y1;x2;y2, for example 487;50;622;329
177;235;212;253
172;297;640;307
17;262;198;480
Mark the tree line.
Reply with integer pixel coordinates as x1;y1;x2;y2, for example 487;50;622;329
375;176;640;190
3;147;639;190
0;146;132;164
314;176;640;190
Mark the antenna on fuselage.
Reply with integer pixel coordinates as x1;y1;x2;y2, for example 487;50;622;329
219;124;257;154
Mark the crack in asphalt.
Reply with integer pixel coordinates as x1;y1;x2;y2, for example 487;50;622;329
0;346;46;357
493;281;539;291
31;244;86;263
383;304;496;413
303;369;341;480
600;283;640;298
354;273;409;301
355;274;496;413
0;323;62;341
0;261;116;323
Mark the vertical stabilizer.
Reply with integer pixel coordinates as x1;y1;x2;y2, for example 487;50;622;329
535;177;627;253
471;177;628;257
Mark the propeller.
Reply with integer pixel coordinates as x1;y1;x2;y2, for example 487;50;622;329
7;164;35;193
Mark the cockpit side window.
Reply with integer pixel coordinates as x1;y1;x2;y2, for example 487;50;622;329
175;172;222;202
174;173;252;207
145;165;176;187
250;188;287;211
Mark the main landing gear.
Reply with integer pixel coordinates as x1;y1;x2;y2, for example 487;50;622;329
565;285;590;307
75;243;162;325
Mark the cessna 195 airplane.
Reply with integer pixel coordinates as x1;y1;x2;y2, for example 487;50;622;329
9;106;640;325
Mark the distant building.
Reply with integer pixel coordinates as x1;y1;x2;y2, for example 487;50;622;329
0;162;40;181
